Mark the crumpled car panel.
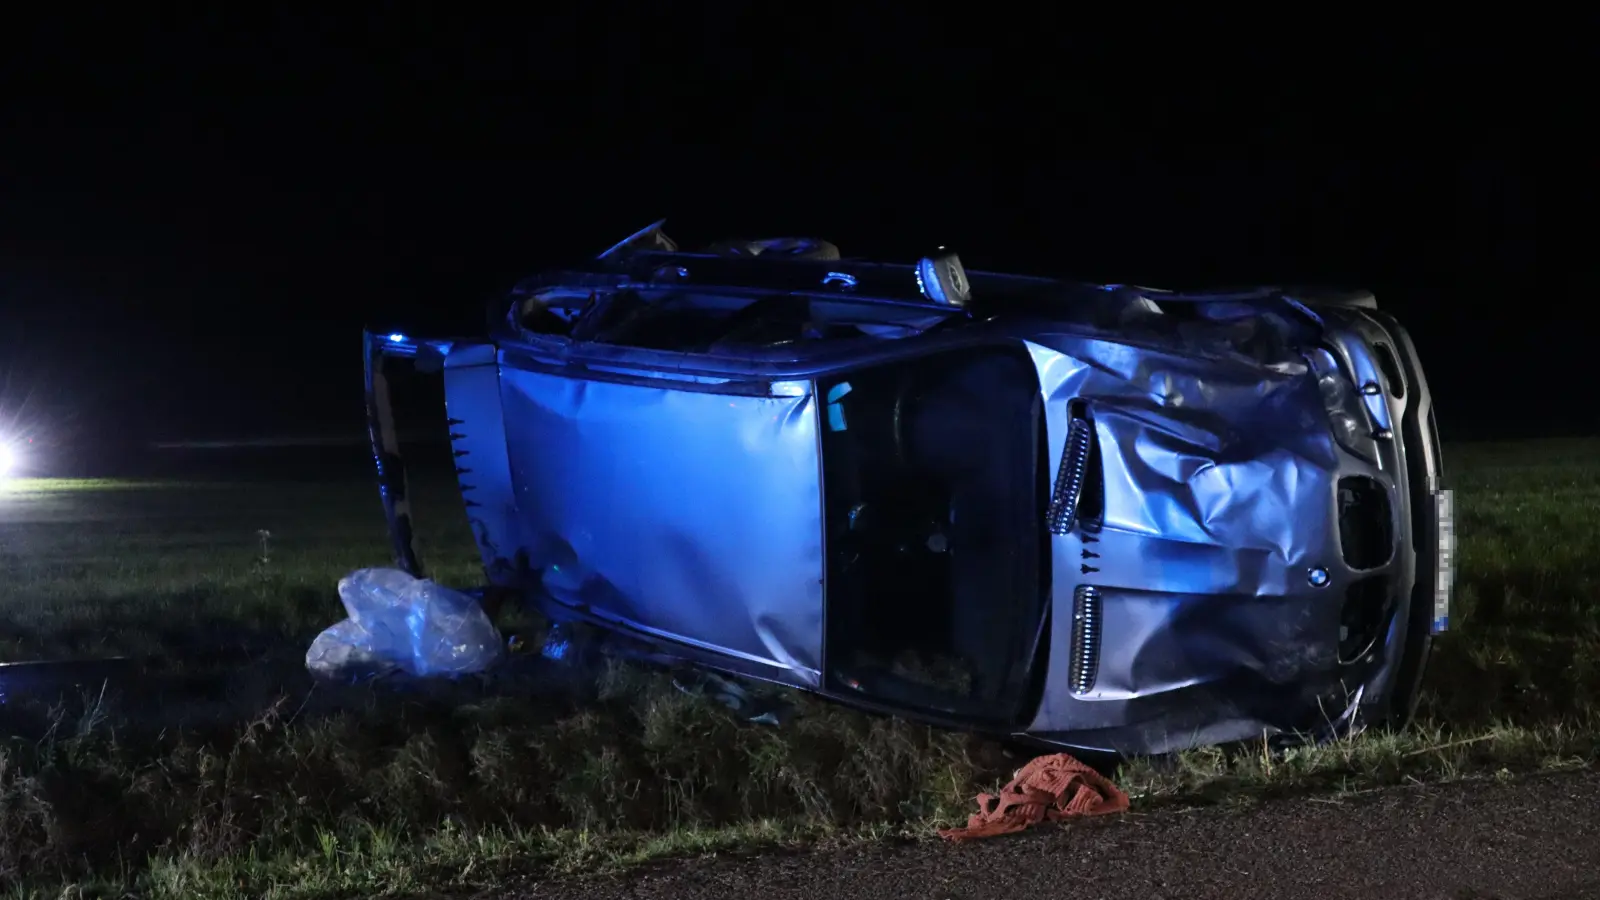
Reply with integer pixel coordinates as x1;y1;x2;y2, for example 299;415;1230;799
492;365;826;685
1021;332;1410;752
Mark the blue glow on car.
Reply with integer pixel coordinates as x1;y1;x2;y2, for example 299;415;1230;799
825;382;852;431
770;380;811;397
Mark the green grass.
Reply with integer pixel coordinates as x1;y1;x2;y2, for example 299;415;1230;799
1418;440;1600;728
0;439;1596;898
0;474;485;660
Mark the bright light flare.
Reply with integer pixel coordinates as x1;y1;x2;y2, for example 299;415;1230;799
0;442;15;478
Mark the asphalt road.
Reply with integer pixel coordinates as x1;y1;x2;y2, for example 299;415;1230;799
514;769;1600;900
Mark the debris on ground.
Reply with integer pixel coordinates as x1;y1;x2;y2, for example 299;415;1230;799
938;752;1129;842
306;568;504;679
670;668;793;726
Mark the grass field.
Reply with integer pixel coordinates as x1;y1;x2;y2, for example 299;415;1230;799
0;439;1596;898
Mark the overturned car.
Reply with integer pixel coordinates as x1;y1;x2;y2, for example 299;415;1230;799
364;222;1453;755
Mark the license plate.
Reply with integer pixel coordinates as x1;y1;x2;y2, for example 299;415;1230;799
1432;489;1455;633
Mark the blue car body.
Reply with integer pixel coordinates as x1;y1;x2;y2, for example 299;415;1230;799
365;223;1452;755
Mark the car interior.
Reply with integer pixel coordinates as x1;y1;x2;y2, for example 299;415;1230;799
819;344;1050;725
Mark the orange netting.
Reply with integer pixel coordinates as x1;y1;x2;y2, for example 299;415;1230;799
938;752;1129;842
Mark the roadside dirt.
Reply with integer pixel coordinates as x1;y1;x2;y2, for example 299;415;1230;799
510;768;1600;900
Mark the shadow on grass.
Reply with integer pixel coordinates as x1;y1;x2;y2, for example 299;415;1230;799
1457;559;1600;632
1421;631;1600;728
1414;558;1600;729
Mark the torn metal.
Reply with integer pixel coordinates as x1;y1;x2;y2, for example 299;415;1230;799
363;221;1451;755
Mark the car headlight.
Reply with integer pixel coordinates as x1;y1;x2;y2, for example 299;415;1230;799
1307;349;1377;463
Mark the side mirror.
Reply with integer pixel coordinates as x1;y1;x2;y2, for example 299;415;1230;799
916;250;970;307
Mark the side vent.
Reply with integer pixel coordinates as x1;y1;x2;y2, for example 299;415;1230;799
1069;585;1102;694
1048;403;1099;534
450;424;482;509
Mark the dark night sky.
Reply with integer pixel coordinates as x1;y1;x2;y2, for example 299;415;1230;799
0;11;1546;456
